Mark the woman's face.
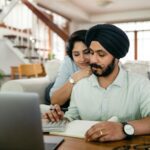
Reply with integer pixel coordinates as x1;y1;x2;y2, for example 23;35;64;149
72;41;90;69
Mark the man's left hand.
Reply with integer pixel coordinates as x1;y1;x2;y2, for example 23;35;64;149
85;121;126;142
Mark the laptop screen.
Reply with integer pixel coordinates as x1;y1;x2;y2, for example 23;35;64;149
0;92;64;150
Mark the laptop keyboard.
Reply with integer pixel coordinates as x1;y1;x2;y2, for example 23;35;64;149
42;119;68;132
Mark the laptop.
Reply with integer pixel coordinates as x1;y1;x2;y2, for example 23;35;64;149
0;92;64;150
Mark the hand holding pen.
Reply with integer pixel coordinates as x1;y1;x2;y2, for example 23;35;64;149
44;104;67;122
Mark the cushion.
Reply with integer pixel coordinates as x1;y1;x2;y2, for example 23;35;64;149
44;59;61;80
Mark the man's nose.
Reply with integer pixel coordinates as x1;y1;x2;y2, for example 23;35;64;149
90;53;98;63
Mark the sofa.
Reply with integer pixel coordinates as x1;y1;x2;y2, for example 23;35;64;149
0;59;61;104
123;60;150;79
1;60;150;105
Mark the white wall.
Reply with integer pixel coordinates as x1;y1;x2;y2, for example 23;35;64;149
69;9;150;32
70;21;101;33
0;39;24;75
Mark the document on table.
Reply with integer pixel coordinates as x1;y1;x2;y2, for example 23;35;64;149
50;116;118;139
50;120;99;138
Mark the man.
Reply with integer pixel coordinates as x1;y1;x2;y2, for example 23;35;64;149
45;24;150;142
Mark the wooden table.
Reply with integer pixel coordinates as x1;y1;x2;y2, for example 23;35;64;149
54;135;150;150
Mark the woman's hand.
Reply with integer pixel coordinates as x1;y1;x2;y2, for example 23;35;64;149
43;104;64;122
85;121;126;142
72;66;92;82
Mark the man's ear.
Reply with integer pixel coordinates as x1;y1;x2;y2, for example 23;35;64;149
115;58;119;64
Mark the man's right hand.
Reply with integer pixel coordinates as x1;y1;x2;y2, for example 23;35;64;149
43;104;64;122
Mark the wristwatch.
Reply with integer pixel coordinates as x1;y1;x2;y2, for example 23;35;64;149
69;77;75;84
122;122;135;139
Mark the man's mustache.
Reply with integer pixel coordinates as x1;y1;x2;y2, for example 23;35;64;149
90;63;103;69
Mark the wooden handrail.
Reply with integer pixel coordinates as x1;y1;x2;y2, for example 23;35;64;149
0;23;6;28
22;0;68;41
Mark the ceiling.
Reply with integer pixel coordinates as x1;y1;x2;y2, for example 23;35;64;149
34;0;150;23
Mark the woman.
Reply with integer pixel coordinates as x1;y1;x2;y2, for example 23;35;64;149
50;30;91;107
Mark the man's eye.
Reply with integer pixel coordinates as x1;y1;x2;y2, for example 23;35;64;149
98;53;105;57
99;54;105;57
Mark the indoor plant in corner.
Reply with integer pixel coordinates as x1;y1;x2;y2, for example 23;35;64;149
0;71;4;88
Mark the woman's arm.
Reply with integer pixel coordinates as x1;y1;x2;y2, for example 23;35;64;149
51;67;91;105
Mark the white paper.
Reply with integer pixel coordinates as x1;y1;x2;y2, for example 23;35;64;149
49;116;118;139
50;120;99;138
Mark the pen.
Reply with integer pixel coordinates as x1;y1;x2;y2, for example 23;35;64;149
61;108;68;111
49;106;68;111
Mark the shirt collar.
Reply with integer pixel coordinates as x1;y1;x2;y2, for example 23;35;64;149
89;74;100;87
112;66;126;87
89;66;127;88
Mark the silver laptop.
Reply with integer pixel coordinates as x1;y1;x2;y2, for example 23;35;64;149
0;92;64;150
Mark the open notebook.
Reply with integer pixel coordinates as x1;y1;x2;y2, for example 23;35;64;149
48;116;119;139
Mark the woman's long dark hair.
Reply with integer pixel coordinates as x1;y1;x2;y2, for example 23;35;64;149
66;30;87;60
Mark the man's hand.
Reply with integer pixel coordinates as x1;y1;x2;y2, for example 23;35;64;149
43;104;64;122
85;121;126;142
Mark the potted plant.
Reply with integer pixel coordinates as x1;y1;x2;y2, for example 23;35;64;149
48;53;55;60
0;71;4;80
0;71;4;87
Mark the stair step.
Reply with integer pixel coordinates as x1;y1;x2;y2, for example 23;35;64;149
14;45;49;51
34;48;49;51
24;56;39;59
14;45;28;49
4;35;29;41
14;45;38;51
4;34;17;39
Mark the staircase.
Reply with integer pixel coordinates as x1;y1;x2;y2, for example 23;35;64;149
0;0;19;22
3;30;46;63
0;0;50;63
0;0;69;64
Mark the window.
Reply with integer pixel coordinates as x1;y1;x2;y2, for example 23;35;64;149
115;21;150;62
138;31;150;61
52;13;68;60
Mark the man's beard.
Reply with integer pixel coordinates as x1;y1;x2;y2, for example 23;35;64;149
90;58;115;77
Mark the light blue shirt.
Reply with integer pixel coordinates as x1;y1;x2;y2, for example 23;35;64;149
65;66;150;122
50;56;79;97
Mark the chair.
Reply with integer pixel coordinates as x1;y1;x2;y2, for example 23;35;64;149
33;63;45;77
1;59;61;104
18;63;44;79
11;66;19;79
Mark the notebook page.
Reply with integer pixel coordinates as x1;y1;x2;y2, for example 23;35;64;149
50;116;118;139
50;120;99;138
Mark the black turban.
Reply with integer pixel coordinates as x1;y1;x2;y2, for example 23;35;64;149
85;24;130;59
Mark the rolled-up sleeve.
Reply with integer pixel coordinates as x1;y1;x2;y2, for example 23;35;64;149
139;78;150;117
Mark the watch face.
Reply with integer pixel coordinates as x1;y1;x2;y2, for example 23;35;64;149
69;78;75;84
124;124;134;135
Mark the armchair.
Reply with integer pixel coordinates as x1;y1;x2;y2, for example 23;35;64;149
0;59;61;104
123;60;150;79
